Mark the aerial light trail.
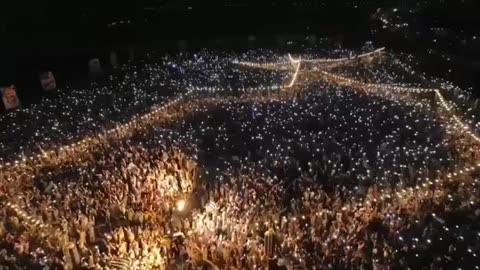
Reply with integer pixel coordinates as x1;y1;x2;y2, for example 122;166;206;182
285;56;301;88
288;53;301;64
236;47;385;68
302;47;385;63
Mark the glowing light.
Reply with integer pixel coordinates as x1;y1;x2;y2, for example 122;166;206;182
177;199;186;211
236;48;385;69
286;57;301;88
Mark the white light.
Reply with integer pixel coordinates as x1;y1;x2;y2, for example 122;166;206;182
177;199;186;211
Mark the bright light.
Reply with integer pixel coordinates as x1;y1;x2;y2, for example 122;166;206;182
177;199;186;211
286;57;301;88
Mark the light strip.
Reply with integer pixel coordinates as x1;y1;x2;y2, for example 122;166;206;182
320;71;432;93
236;47;385;68
319;70;480;144
288;53;301;64
190;85;282;93
286;57;301;88
193;55;301;92
0;91;190;170
302;47;386;63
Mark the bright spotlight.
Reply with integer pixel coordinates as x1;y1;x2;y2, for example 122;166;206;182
176;199;186;211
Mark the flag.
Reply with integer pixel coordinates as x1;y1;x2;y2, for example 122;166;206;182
1;86;20;110
110;51;119;68
88;58;102;74
39;71;56;91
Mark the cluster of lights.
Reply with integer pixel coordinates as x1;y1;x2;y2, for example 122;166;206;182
325;72;477;145
110;254;166;270
183;51;480;268
236;48;385;69
0;64;176;161
0;49;379;170
189;85;282;93
183;54;473;268
301;47;385;63
5;201;46;229
321;71;432;93
0;94;187;172
302;66;480;201
3;201;56;265
0;50;312;269
3;47;480;269
319;70;480;145
0;50;295;170
139;51;480;268
234;60;291;69
188;57;301;94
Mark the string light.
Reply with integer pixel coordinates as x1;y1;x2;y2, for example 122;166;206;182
237;47;385;69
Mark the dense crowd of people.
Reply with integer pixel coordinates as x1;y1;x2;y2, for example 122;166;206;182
1;47;480;270
0;50;292;162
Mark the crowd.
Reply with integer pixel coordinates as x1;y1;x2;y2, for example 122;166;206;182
1;47;480;270
0;64;175;161
174;79;475;270
0;50;291;162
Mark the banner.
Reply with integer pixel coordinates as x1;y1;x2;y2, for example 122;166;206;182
88;58;102;74
39;71;56;91
128;48;135;62
110;51;118;68
1;86;20;110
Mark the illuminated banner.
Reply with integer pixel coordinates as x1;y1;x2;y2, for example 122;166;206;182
39;71;56;91
88;58;102;74
1;86;20;110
